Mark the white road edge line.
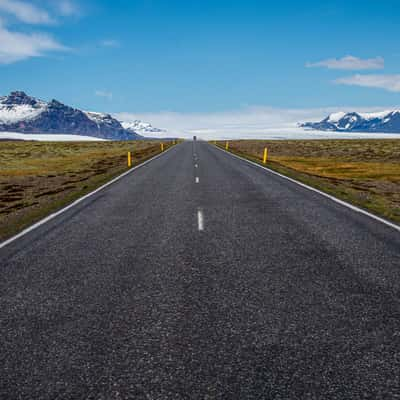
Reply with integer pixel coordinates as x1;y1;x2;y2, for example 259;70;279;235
195;177;200;183
0;145;177;250
214;145;400;233
197;209;204;231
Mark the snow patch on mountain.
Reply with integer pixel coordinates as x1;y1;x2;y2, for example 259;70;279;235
327;112;346;123
85;111;124;129
0;103;45;124
85;111;108;124
0;92;47;124
358;110;399;120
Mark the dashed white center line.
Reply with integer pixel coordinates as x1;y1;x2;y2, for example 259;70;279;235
195;177;199;183
197;209;204;231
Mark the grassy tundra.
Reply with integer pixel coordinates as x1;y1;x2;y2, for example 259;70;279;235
217;139;400;224
0;140;171;241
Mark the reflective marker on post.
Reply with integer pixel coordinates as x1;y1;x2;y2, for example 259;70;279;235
128;151;132;167
263;147;268;164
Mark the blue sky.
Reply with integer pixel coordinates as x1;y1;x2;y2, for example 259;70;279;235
0;0;400;118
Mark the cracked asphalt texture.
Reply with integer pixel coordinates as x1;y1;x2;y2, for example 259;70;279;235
1;141;400;399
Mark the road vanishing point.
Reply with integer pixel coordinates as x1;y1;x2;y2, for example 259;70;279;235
1;141;400;399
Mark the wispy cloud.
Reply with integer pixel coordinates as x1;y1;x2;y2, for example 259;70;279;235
0;23;66;64
306;55;384;70
57;1;80;17
0;1;76;64
95;90;113;100
0;0;53;24
335;74;400;92
100;39;120;48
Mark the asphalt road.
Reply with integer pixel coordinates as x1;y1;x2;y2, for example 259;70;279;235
1;141;400;399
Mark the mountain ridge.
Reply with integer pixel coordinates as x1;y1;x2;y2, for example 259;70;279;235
300;110;400;133
0;91;142;140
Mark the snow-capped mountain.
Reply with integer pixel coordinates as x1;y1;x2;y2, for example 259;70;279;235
0;91;142;140
300;110;400;133
121;120;166;135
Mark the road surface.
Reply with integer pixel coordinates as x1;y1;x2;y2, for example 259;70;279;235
1;141;400;399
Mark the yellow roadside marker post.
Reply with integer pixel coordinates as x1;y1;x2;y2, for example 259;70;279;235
127;151;132;167
225;141;229;150
263;147;268;164
161;143;164;152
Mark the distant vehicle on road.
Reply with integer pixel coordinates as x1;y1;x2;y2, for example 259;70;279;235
193;136;197;141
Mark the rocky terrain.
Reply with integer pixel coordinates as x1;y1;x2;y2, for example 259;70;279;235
0;91;142;140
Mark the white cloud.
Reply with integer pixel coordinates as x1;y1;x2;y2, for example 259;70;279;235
0;23;66;63
95;90;113;100
100;39;120;48
115;106;400;140
306;55;384;70
0;0;53;24
335;74;400;92
0;1;75;64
